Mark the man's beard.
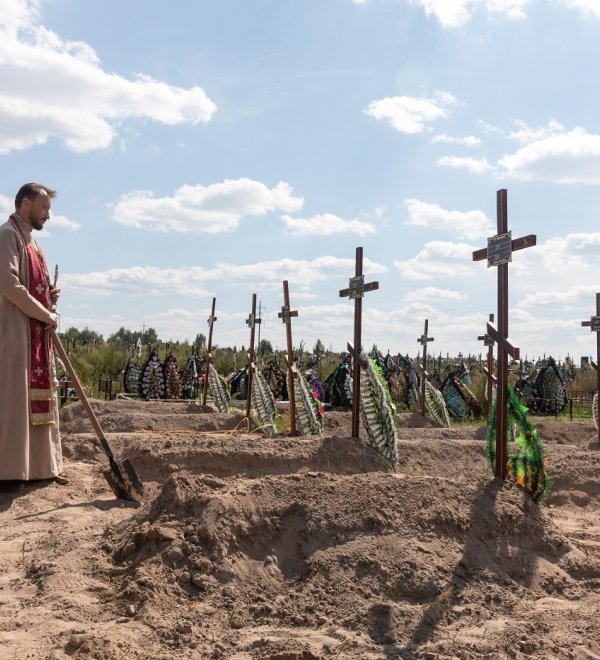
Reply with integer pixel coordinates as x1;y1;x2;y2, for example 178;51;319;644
28;215;45;231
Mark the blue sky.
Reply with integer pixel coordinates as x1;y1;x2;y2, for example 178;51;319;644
2;0;600;363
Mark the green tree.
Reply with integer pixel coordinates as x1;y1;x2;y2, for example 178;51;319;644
257;339;273;357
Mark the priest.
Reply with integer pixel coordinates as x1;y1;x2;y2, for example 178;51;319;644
0;183;63;486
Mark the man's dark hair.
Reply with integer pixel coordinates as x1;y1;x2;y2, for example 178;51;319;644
15;183;57;210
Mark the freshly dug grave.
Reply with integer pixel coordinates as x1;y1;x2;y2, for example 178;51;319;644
0;400;599;659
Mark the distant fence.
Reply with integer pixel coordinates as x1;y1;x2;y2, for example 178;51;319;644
98;377;122;401
565;390;596;421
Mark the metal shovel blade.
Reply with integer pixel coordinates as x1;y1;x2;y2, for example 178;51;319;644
103;458;145;503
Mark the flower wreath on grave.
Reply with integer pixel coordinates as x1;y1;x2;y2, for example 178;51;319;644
486;386;549;502
261;362;286;400
251;369;278;436
324;360;352;408
359;356;397;464
424;381;451;428
306;370;326;407
534;357;568;416
163;354;182;399
288;370;324;436
208;363;230;413
123;358;141;395
139;350;165;400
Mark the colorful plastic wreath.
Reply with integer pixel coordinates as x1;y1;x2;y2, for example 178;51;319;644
486;386;549;502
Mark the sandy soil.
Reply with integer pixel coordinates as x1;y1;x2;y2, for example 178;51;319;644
1;400;600;659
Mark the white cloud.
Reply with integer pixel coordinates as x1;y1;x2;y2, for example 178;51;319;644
556;0;600;19
112;179;304;234
364;91;457;134
508;119;565;144
48;214;80;230
437;155;494;173
0;0;216;154
477;119;503;134
0;194;12;215
403;287;467;302
520;284;600;308
404;198;494;239
60;255;389;296
431;134;481;147
280;212;375;236
499;126;600;184
394;240;478;280
408;0;530;27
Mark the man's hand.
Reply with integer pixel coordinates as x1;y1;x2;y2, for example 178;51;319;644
49;286;60;305
46;313;58;330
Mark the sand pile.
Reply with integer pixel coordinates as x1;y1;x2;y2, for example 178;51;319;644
0;400;599;659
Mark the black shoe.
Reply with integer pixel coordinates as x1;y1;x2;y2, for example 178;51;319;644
0;480;24;491
53;476;69;485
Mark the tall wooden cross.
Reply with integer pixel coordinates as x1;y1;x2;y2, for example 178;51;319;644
202;297;218;406
279;280;299;435
581;292;600;445
245;293;261;420
478;313;497;418
417;319;434;415
473;189;536;478
339;247;379;438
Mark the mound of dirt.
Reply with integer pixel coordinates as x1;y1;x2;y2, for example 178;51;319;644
0;399;599;659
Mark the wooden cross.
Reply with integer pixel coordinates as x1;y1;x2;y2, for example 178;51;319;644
417;319;434;415
478;313;497;418
473;189;536;478
581;292;600;445
201;297;218;406
279;280;299;435
245;293;261;420
339;246;379;438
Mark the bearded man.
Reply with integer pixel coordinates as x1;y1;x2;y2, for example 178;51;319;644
0;183;63;486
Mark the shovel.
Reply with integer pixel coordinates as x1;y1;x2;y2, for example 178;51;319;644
49;327;145;502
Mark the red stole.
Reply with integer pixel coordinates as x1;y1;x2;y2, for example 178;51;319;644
9;215;55;426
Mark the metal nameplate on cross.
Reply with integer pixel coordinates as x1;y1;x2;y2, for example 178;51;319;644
582;315;600;333
418;333;434;346
339;274;379;300
278;304;298;325
473;231;536;266
246;313;261;329
478;330;495;347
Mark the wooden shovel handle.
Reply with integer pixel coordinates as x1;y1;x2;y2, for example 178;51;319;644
49;327;115;459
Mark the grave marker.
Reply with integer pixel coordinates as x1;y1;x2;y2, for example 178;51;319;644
201;297;218;406
473;189;536;478
417;319;434;415
279;280;299;435
478;313;496;417
339;247;379;438
581;292;600;444
245;293;261;420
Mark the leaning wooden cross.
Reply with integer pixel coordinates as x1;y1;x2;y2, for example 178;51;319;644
279;280;299;435
473;189;536;478
477;312;497;417
245;293;261;420
581;292;600;445
201;297;218;406
417;319;434;415
339;247;379;439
